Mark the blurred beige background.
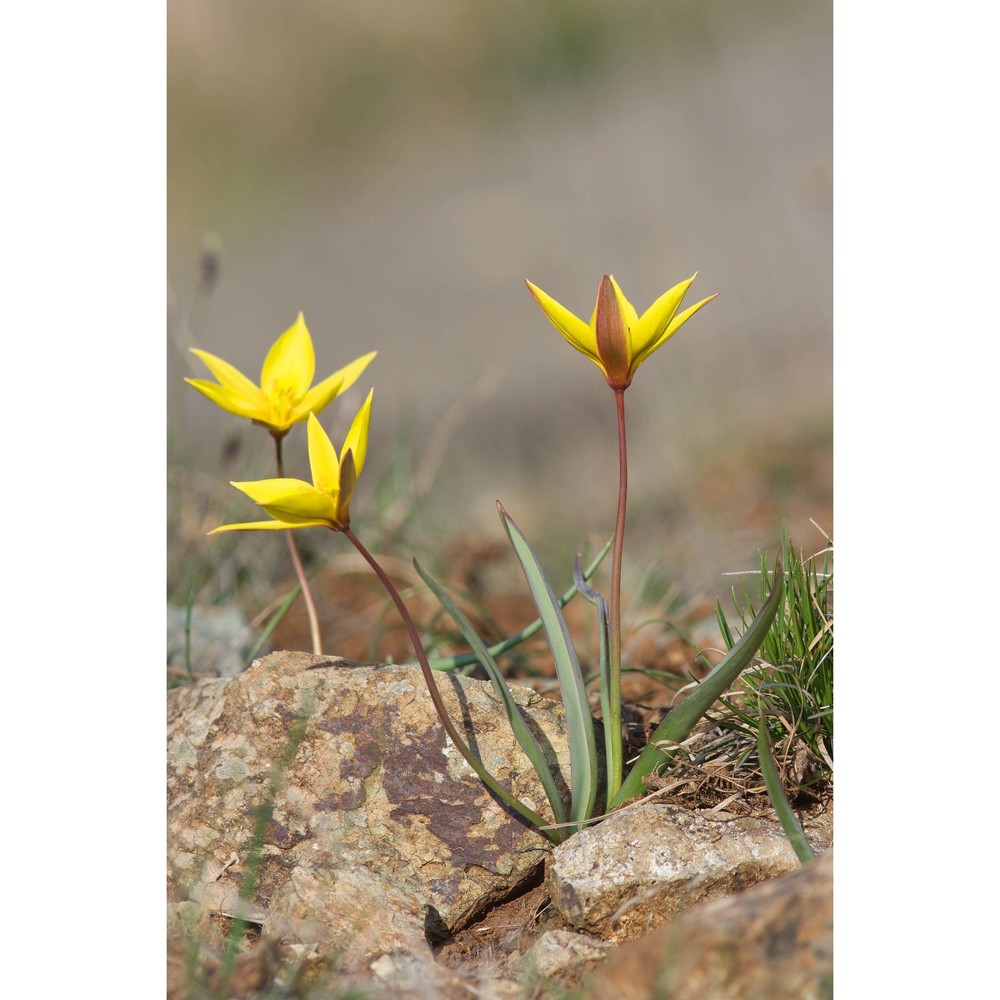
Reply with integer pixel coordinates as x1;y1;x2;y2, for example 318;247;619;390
168;0;831;605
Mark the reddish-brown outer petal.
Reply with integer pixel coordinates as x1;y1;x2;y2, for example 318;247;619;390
336;449;358;528
595;275;632;389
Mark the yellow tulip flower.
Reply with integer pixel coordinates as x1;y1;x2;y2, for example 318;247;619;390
524;273;717;390
186;312;376;435
211;390;374;533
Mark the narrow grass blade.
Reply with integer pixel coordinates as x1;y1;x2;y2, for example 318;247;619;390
757;714;814;864
611;560;784;809
184;568;199;679
715;600;736;650
427;535;613;672
246;585;300;667
499;503;598;827
245;562;326;668
573;557;617;812
415;559;568;826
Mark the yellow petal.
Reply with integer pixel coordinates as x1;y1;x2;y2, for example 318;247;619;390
307;413;340;494
292;350;377;423
633;292;718;372
231;477;316;506
210;519;330;534
262;493;339;522
340;388;374;479
185;379;268;421
525;279;601;365
663;293;718;338
632;274;696;359
189;348;263;399
261;312;315;402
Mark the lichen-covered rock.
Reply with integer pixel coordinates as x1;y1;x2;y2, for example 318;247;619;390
167;651;572;973
548;800;832;941
579;849;833;1000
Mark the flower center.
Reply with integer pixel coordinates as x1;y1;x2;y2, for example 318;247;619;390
268;382;298;426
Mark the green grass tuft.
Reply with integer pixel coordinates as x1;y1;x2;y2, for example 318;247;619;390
713;524;833;797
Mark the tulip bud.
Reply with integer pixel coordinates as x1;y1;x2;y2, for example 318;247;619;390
337;448;358;528
594;274;632;389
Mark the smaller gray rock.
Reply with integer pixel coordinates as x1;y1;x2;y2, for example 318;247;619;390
548;801;831;941
506;929;613;985
167;603;257;677
580;849;833;1000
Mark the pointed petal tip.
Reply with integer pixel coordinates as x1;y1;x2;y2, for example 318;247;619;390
208;522;247;535
524;278;549;302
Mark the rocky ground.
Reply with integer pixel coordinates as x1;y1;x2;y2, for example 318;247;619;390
167;651;832;999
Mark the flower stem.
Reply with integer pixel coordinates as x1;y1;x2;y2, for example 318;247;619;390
606;388;628;805
342;528;556;840
273;433;323;656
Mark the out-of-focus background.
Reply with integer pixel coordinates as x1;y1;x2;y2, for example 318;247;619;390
168;0;830;663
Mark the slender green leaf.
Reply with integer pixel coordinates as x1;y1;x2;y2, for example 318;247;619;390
434;724;556;839
499;503;598;827
611;561;784;808
573;557;617;812
415;559;567;826
427;536;613;671
757;714;814;864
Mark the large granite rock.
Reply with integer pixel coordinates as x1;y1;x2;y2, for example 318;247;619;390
167;651;572;976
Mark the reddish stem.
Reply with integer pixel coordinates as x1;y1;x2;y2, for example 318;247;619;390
606;388;628;802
